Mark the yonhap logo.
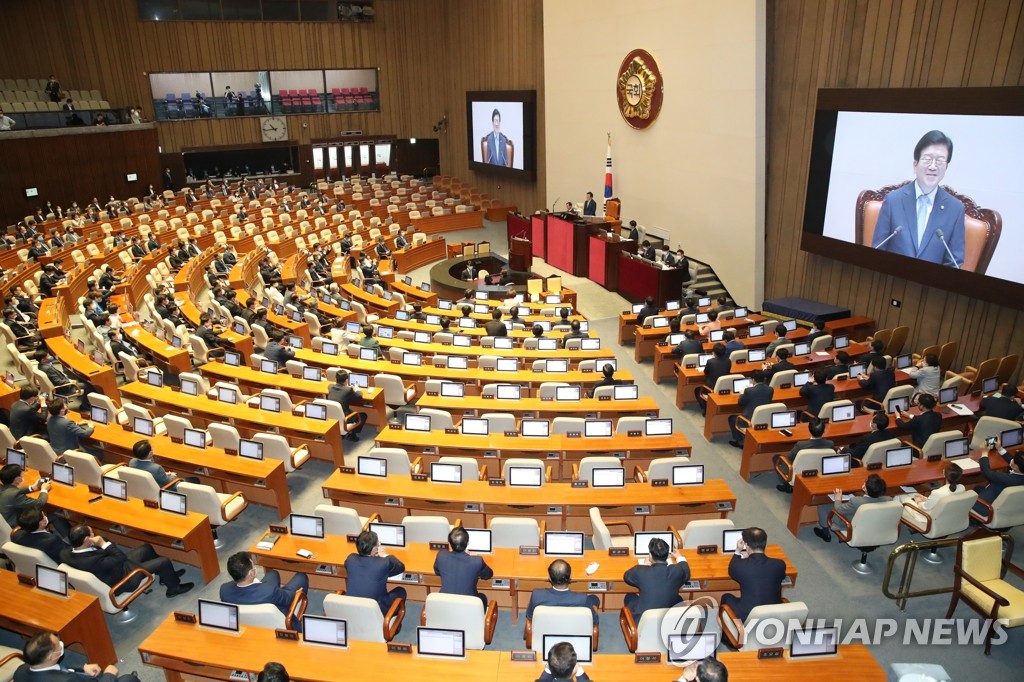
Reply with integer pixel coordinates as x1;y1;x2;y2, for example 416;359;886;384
661;597;720;665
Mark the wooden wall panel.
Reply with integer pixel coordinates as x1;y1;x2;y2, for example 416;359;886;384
767;0;1024;380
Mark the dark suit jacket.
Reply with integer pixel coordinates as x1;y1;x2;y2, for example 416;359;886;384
433;550;493;597
0;484;48;527
62;545;135;591
724;552;787;621
789;437;835;459
738;383;774;419
978;396;1023;421
263;341;294;366
526;588;599;624
622;561;690;618
674;338;703;356
13;664;123;682
800;382;836;418
9;399;46;439
849;428;895;461
766;359;796;381
703;357;732;390
11;528;67;564
219;569;297;616
872;182;965;267
582;199;597;216
635;305;658;325
896;409;942;448
484;320;507;337
976;452;1024;507
343;553;405;612
860;368;896;402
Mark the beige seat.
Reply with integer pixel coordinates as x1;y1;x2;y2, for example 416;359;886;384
60;561;153;623
859;438;903;468
945;532;1024;654
526;605;599;652
313;503;370;536
970;486;1024;531
364;447;420;476
633;456;691;483
902;489;979;564
61;450;122;490
122;403;167;436
401;516;453;545
177;482;247;548
828;500;904;574
862;384;914;414
322;593;405;642
18;436;60;472
437;456;485;482
680;519;735;549
253;433;310;472
209;423;241;451
2;541;58;575
774;447;835;487
618;606;671;653
589;506;633;551
719;601;808;651
421;593;498;649
489;517;542;548
112;467;169;502
0;645;23;681
970;417;1021;450
373;373;416;415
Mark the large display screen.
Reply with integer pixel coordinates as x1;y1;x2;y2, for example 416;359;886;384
466;90;536;179
801;87;1024;307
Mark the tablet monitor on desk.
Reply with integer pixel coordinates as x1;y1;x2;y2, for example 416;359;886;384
465;528;492;553
305;402;327;421
493;337;514;350
198;600;240;633
537;338;558;351
461;418;489;436
457;318;476;329
556;385;581;401
698;354;713;368
404;413;431;433
51;461;74;487
833;334;849;350
770;411;798;429
420;282;431;292
790;626;839;658
259;395;282;413
402;352;423;367
233;322;246;335
290;311;303;323
895;354;913;370
338;300;352;311
580;338;600;350
452;335;472;347
496;384;521;400
377;326;395;340
653;317;670;329
634;531;675;556
982;376;1000;394
665;300;681;311
303;615;347;648
145;370;164;387
543;531;585;556
543;634;593;664
534;320;552;332
698;297;712;307
734;307;748;317
722;529;744;553
359;348;378;362
667;633;717;664
440;382;464;398
783;320;797;332
944;437;970;459
847;362;866;379
672;464;704;486
5;448;25;469
345;321;361;334
102;476;127;500
395;310;410;322
709;329;724;342
448;356;469;370
821;453;851;475
303;366;323;382
793;371;810;387
884;446;913;468
613;384;638;400
732;377;753;394
496;358;518;372
133;417;154;436
631;303;644;314
887;396;909;414
414;331;432;344
290;513;325;539
224;350;242;367
831;403;855;423
747;325;765;338
417;627;465;659
545;359;568;373
357;456;388;478
939;386;959;405
1001;427;1023;448
591;466;625;488
349;373;369;389
474;304;490;314
695;313;710;324
238;439;263;460
645;418;673;436
90;406;109;424
425;314;441;326
429;462;463;484
368;522;405;547
508;466;543;488
171;335;183;350
521;419;549;438
180;378;200;396
160;489;188;515
793;342;810;357
35;565;69;597
260;359;279;374
183;428;206;448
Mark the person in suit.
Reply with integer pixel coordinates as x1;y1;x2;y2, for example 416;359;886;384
221;552;309;630
561;320;588;347
894;393;942;448
0;465;52;529
679;658;729;682
526;560;599;625
728;370;774;448
764;324;789;358
848;412;895;463
805;319;828;345
223;245;238;266
825;350;853;380
433;527;494;606
871;130;965;267
859;356;896;404
11;508;69;563
674;329;703;357
476;307;503;337
46;399;96;457
536;641;593;682
859;339;886;367
460;262;477;281
975;385;1023;421
262;330;295;367
194;313;227;359
357;324;382;358
344;530;406;614
898;463;966;527
764;347;796;383
63;523;194;597
722;330;743;356
904;354;942;397
622;537;689;620
800;369;836;419
9;386;47;439
130;440;194;491
638;240;656;261
635;296;658;325
972;441;1024;517
374;236;391;260
14;630;132;682
627;220;640;242
327;370;367;441
128;237;146;260
696;343;732;415
108;330;147;368
484;108;511;167
720;527;787;622
814;473;891;542
145;233;160;252
582;192;597;216
394;231;409;250
775;418;834;493
48;229;65;250
590;363;621;397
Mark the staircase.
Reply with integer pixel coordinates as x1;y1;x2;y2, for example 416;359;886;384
685;259;733;305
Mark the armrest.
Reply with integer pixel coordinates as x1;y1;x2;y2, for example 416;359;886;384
571;463;580;481
604;519;635;536
619;606;639;652
478;464;488;481
0;652;23;668
383;597;406;641
364;512;381;528
862;398;883;412
220;491;248;520
342;411;362;432
800;410;817;422
827;510;853;542
109;568;154;610
774;456;793;484
483;600;498;644
669;525;682;548
969;498;995;524
905;443;923;459
544;466;552;483
718;603;743;649
410;457;422;475
954;565;1011;607
736;415;752;432
288;587;308;625
633;465;647;483
525;613;533;648
539;520;546;536
160;477;182;490
592;623;600;652
900;503;931;534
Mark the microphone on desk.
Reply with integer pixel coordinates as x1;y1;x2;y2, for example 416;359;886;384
935;230;961;269
551;197;560;213
873;225;902;249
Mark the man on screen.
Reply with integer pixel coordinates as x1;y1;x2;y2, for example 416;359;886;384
483;108;512;167
870;130;965;268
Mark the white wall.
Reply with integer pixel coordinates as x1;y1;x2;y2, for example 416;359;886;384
543;0;765;306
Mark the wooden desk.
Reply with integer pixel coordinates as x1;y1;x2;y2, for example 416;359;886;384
0;381;20;410
118;318;193;377
393;237;447;274
321;470;734;531
360;334;615;367
87;422;291;518
45;336;120;407
0;569;117;667
825;316;876;342
787;447;1006;535
197;361;389;426
373;428;691;481
413;394;661;421
634;315;779;363
118;381;343;466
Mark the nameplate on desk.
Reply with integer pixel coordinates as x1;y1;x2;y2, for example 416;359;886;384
489;478;506;486
716;501;734;511
511;650;537;662
651;478;669;487
754;423;768;431
571;480;588;488
642;324;652;329
423;447;436;454
566;432;581;438
657;342;667;347
608;547;629;557
927;454;942;462
627;430;642;437
170;436;184;444
411;473;428;482
519;546;540;555
685;363;696;369
481;450;497;458
426;391;439;397
445;428;458;435
758;647;785;659
16;574;36;587
718;389;730;396
388;423;402;430
143;499;159;509
780;383;792;389
598;395;611;401
635;653;662;664
581;368;593;373
246;402;258;409
634;505;650;515
275;629;299;641
170;386;180;393
385;497;401;506
682;580;702;591
481;393;494;398
338;466;355;474
697;545;718;555
464;502;481;512
390;360;400;365
346;534;359;543
121;423;132;431
269;524;288;534
504;431;518;437
971;389;982;398
173;611;198;624
802;469;819;478
387;643;413;654
866;462;883;471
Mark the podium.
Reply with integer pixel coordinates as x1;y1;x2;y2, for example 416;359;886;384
617;253;687;307
509;237;531;272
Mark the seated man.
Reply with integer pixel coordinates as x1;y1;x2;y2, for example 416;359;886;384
764;324;789;358
221;551;308;630
433;527;494;606
673;329;702;356
63;523;194;597
561;320;588;347
848;412;895;463
622;537;689;620
11;508;68;563
9;386;48;440
774;418;834;493
344;529;406;614
263;329;295;368
695;343;731;415
904;353;941;397
590;363;621;397
16;630;130;682
194;313;228;359
858;356;896;404
824;350;853;380
799;369;836;419
536;641;593;682
972;441;1024;516
635;296;658;325
728;370;774;449
358;324;383;358
976;384;1024;420
719;527;786;621
679;657;729;682
813;473;890;542
484;309;507;337
46;399;97;457
526;559;599;625
326;370;367;441
130;440;198;490
894;393;942;448
0;464;52;529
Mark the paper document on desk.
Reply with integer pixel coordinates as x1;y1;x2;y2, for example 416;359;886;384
900;485;918;494
813;351;831;357
947;403;975;417
952;458;981;472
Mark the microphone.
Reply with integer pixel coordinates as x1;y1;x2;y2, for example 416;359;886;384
873;225;903;249
551;197;560;213
935;229;960;269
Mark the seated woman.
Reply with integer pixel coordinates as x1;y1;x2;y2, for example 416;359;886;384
897;463;965;527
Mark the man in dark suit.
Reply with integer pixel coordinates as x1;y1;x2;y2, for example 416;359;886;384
63;523;193;597
972;444;1024;517
627;220;640;241
526;560;599;625
582;192;597;216
14;630;132;682
263;330;295;367
764;348;796;382
814;473;891;542
859;339;886;367
0;464;52;529
775;418;834;493
327;370;367;441
805;319;828;345
561;320;588;348
871;130;965;267
460;262;477;281
46;398;95;456
848;412;895;463
894;393;942;448
344;530;406;614
108;329;146;366
11;508;68;563
720;527;787;621
433;527;493;606
537;642;593;682
638;240;656;261
129;237;146;260
484;309;507;337
635;296;658;325
976;385;1023;421
9;386;47;439
696;343;732;415
800;369;836;419
622;537;689;620
194;313;227;359
860;356;896;405
221;551;308;630
590;363;622;397
825;350;853;380
673;329;703;356
728;370;774;448
483;108;511;166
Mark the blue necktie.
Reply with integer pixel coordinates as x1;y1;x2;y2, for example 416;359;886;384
916;194;930;251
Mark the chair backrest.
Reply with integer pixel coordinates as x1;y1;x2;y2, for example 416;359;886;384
633;607;671;653
373;374;413;406
735;602;808;651
614;417;647;435
680;519;736;549
809;335;833;352
489;517;541;548
924;489;979;539
322;594;385;642
313;504;365;536
645;457;690;481
437;456;481;481
2;541;59;574
712;374;744;393
847;501;904;548
366;447;413;476
816;399;854;420
60;563;122;614
502;458;545;481
209;423;240;450
538;382;570;400
114;467;161;502
748;402;788;427
401;516;452;545
177;482;235;525
551;417;585;436
162;414;193;441
19;436;58;472
578;456;623;482
236;603;286;629
61;450;106;489
971;416;1021;449
959;534;1003;583
988;487;1024;530
423;593;487;649
0;515;10;546
920;430;967;459
880;384;915;410
481;413;517;433
860;438;903;468
768;370;796;389
529;606;594;653
786;448;836;485
589;507;614;551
